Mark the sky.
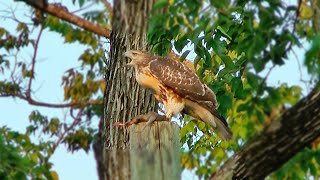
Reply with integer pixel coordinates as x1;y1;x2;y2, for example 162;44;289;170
0;1;99;179
0;1;310;180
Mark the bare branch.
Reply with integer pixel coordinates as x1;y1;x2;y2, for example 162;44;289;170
71;2;95;14
0;92;102;108
54;108;83;149
44;108;84;163
102;0;113;16
19;0;110;38
292;48;311;92
26;26;43;98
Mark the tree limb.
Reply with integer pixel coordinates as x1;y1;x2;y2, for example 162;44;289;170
17;0;110;38
0;92;102;108
211;85;320;179
26;26;43;98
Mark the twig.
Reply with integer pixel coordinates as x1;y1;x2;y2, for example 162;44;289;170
291;48;311;93
26;26;43;98
199;5;210;15
257;64;276;95
0;92;102;108
49;108;84;159
10;51;19;84
284;0;302;52
71;2;95;14
102;0;113;16
0;5;23;24
261;64;275;86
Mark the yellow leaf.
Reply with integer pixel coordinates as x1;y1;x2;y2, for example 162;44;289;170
50;171;59;180
99;80;106;93
299;3;313;19
227;50;238;60
253;20;259;29
63;86;70;100
30;153;38;163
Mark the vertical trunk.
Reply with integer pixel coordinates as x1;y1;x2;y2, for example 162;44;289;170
94;0;156;179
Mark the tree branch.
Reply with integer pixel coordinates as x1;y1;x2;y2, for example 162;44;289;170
17;0;110;38
102;0;113;16
53;108;83;151
26;26;43;98
211;85;320;179
0;92;102;108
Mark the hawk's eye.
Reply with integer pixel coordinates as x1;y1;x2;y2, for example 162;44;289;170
132;52;138;56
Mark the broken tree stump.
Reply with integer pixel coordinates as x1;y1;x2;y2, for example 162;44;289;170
129;122;181;180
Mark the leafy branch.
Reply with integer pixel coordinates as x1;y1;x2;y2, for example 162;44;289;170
211;85;320;179
49;108;84;158
0;23;103;108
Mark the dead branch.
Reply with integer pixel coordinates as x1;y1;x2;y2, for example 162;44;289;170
19;0;110;38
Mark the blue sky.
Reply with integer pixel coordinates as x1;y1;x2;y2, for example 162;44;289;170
0;1;310;180
0;1;98;179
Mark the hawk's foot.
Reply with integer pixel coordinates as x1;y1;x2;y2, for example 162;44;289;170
112;111;168;128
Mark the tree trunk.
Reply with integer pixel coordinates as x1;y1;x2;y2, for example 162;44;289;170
94;0;157;179
211;86;320;179
130;122;181;180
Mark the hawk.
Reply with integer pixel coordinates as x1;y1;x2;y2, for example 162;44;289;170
124;50;232;140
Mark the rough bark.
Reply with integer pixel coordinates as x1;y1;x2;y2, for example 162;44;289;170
94;0;157;180
130;122;181;180
211;86;320;180
18;0;110;37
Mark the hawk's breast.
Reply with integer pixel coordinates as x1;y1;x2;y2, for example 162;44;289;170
135;65;185;117
135;66;162;93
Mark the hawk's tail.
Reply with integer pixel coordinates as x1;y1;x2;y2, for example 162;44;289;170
212;114;232;141
182;101;232;140
202;112;232;141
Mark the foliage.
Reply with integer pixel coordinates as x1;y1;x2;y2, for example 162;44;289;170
148;0;319;179
0;127;57;180
0;0;109;178
0;0;319;179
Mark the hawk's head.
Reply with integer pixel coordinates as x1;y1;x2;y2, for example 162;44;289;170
124;50;151;66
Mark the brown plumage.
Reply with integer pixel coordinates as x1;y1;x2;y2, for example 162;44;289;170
124;50;232;140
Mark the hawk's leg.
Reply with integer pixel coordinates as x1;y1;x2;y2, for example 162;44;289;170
113;111;168;128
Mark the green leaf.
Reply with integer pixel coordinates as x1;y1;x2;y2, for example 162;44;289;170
175;37;188;52
247;72;260;90
237;103;248;112
231;77;241;92
305;35;320;76
216;26;231;40
153;0;168;10
315;150;320;164
217;94;232;115
79;0;85;7
180;50;190;61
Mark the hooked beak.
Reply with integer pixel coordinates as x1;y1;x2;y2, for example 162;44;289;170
124;51;133;66
126;61;134;66
124;51;131;58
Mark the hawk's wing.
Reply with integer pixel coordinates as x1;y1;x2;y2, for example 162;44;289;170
149;57;216;104
149;56;231;139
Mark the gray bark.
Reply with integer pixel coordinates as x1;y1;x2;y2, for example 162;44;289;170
94;0;157;179
130;122;181;180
